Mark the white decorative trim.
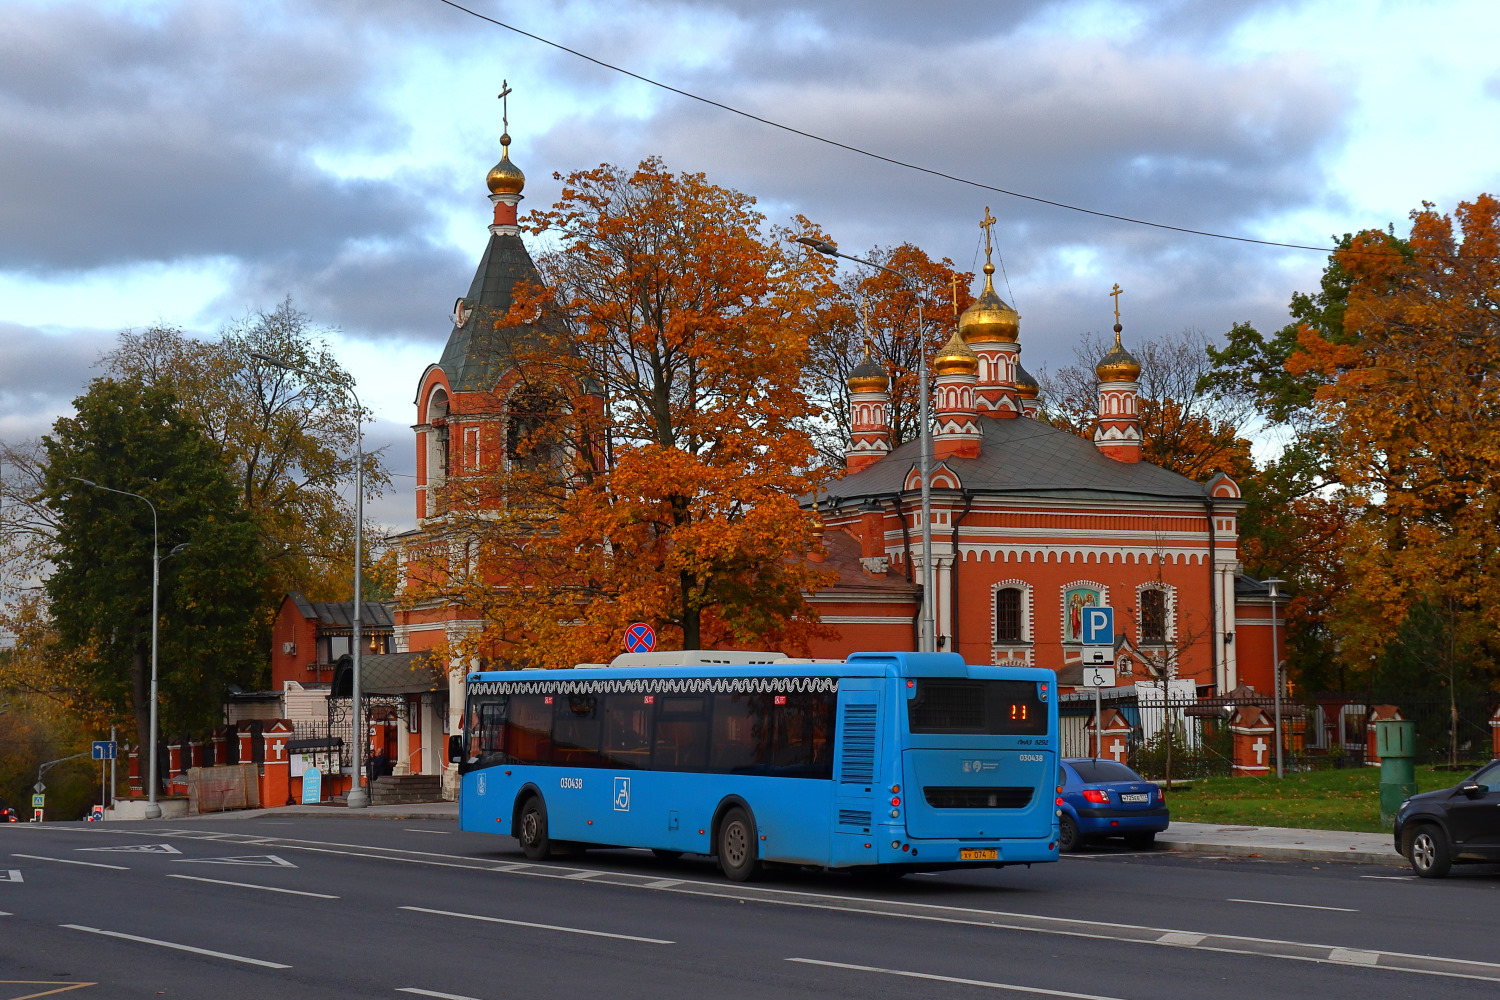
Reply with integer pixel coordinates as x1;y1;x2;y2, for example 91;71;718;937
817;615;912;625
1134;580;1177;644
990;578;1033;644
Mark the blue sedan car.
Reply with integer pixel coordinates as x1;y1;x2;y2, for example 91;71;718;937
1058;758;1169;851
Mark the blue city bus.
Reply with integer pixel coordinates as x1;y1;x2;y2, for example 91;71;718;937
452;650;1060;880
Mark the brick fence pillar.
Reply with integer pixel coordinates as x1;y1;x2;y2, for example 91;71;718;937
259;720;294;808
127;746;141;795
1084;707;1134;763
1229;706;1275;777
1490;706;1500;759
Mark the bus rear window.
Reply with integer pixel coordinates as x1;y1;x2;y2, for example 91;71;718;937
907;679;1047;736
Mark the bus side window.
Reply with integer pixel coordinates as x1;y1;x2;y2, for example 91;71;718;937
552;695;604;767
602;695;652;769
506;694;552;765
653;695;708;771
478;699;508;765
709;693;772;773
773;693;836;778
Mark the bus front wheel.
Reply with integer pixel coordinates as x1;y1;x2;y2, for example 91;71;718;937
717;807;761;882
518;797;551;860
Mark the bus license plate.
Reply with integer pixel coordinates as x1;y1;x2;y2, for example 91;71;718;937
1120;793;1149;803
960;848;998;860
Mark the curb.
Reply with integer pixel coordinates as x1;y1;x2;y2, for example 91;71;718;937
1159;837;1404;867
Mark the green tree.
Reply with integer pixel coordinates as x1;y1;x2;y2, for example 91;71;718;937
101;299;385;602
42;378;267;744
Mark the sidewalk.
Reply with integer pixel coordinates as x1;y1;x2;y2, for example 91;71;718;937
144;803;1406;867
1160;820;1400;866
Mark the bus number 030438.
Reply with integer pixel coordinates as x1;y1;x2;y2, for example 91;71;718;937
560;776;584;790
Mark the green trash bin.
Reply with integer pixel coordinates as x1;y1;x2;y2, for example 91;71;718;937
1374;719;1417;828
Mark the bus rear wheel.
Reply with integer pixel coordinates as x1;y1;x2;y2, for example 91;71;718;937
717;807;760;882
518;797;551;860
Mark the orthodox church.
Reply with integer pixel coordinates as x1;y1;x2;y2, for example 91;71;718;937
390;111;1283;777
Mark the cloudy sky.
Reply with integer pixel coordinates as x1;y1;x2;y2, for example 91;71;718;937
3;0;1497;533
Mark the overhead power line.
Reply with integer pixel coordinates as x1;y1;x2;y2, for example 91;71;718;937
433;0;1354;255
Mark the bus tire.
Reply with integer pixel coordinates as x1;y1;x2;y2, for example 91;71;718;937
717;807;760;882
518;796;551;860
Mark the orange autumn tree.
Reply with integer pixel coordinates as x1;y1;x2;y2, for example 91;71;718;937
424;159;837;668
1288;194;1500;712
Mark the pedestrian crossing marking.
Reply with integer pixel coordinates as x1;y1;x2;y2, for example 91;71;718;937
0;871;20;883
174;855;297;868
77;844;181;855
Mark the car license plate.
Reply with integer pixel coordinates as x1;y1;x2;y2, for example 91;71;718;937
960;848;998;860
1120;793;1149;803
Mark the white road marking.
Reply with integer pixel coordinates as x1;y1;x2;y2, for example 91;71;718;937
174;854;296;868
12;854;128;870
562;871;601;880
787;958;1126;999
400;906;674;944
60;924;290;969
77;843;181;854
1361;875;1414;881
166;874;339;898
403;829;452;835
641;879;683;889
1156;932;1205;946
1;870;22;883
396;989;486;1000
1228;898;1358;913
1329;948;1380;966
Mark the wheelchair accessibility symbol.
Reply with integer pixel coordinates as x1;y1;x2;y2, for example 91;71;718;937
613;776;631;812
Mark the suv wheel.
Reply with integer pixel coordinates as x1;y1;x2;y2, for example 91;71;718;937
1407;824;1452;879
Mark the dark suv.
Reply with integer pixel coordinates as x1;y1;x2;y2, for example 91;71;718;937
0;798;19;823
1393;759;1500;878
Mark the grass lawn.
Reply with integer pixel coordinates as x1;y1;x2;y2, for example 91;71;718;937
1165;764;1484;833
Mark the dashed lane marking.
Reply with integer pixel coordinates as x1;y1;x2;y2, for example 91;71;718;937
787;958;1126;999
166;874;338;898
66;826;1500;983
1329;948;1382;966
396;989;486;1000
1228;899;1359;913
402;829;452;835
400;906;674;944
59;924;290;969
11;855;127;871
1;871;21;883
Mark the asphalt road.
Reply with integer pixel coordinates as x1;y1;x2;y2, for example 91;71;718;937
2;817;1498;999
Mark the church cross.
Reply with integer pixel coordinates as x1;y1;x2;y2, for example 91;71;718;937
979;206;997;258
950;273;960;317
1110;283;1123;324
498;80;513;133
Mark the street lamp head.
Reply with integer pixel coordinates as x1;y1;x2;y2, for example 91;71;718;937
249;351;291;368
1263;577;1286;600
70;477;98;488
168;542;191;557
793;235;839;256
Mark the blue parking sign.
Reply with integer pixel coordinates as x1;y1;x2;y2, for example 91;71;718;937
1082;606;1115;645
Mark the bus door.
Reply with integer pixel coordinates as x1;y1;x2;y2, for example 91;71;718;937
832;681;884;864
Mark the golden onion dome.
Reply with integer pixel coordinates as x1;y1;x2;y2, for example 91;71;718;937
933;330;979;377
847;340;889;392
1014;361;1039;399
1096;324;1142;383
958;264;1021;344
486;134;526;195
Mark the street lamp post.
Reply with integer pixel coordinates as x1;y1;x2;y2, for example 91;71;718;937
250;353;369;808
1264;577;1286;779
70;478;165;819
794;236;935;652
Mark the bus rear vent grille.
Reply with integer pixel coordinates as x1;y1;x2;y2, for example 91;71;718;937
923;786;1034;809
838;809;872;828
839;704;877;784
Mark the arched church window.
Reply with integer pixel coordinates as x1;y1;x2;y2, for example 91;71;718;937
506;385;565;472
1141;589;1167;644
426;387;450;480
995;588;1023;644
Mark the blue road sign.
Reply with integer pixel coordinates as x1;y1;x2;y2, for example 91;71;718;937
91;741;118;761
1082;606;1115;645
624;622;656;653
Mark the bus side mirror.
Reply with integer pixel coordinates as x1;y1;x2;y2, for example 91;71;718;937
448;734;463;763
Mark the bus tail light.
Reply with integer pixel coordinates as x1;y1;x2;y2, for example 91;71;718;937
890;796;900;806
1055;797;1064;806
1082;789;1109;804
891;840;900;849
891;784;900;793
